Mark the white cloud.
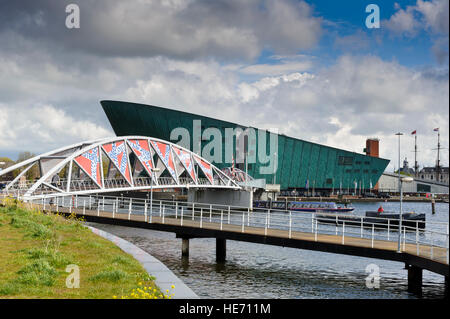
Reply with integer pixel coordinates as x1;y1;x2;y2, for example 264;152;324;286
0;103;112;153
385;0;449;63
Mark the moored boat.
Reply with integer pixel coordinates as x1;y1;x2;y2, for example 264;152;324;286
253;200;354;213
315;211;426;229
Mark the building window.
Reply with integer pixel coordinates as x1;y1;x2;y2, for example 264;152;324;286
338;156;353;166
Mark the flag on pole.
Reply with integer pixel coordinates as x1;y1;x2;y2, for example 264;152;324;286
433;128;439;131
305;179;309;189
411;130;416;135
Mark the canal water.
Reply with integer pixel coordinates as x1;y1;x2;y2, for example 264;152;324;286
88;201;448;299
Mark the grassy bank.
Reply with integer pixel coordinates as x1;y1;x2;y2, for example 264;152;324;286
0;197;171;299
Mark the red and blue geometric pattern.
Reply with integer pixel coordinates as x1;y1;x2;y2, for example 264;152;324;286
173;146;196;182
150;141;178;182
102;141;131;185
74;146;102;187
128;139;154;178
194;155;213;184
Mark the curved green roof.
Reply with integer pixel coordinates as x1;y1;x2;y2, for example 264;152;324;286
101;100;389;190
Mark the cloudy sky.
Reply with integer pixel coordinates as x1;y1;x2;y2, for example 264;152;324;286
0;0;448;172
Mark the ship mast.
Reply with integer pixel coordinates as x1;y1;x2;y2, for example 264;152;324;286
436;129;441;182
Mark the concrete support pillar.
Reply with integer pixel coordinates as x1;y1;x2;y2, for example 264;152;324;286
216;238;226;263
181;238;189;257
407;265;423;294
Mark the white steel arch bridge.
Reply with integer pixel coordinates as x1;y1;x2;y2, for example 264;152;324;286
0;136;240;200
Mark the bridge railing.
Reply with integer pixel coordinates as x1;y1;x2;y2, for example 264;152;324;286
16;193;450;265
0;176;217;195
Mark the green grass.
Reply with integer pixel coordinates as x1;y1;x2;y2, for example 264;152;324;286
0;198;161;299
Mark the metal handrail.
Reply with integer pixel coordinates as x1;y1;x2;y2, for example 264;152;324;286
11;193;449;264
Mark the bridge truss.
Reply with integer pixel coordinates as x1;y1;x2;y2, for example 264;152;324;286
0;136;240;200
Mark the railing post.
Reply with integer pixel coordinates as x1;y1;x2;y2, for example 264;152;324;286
361;217;363;238
264;213;268;236
181;207;183;226
335;215;338;235
83;200;86;215
267;210;270;229
144;199;147;222
430;233;434;260
387;219;390;241
241;212;245;233
162;205;165;224
192;203;195;220
371;224;374;248
128;198;132;220
200;208;203;228
289;211;292;239
315;218;318;242
312;213;315;233
228;206;230;224
112;202;115;218
89;196;91;210
102;196;105;210
97;199;100;216
159;201;162;217
247;208;250;226
342;221;345;245
175;202;178;219
220;210;223;231
416;222;419;256
210;204;212;222
403;226;406;251
447;224;449;265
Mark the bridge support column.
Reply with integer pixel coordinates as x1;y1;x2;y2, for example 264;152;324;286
181;238;189;258
407;264;423;295
216;238;226;263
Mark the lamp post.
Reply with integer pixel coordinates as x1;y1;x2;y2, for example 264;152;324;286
398;176;414;252
395;132;403;252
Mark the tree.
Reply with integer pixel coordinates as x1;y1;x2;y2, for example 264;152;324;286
0;157;15;179
14;152;40;180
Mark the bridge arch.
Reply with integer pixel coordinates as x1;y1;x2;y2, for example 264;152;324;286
0;136;241;199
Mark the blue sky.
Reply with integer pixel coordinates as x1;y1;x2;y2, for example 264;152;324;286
255;0;441;69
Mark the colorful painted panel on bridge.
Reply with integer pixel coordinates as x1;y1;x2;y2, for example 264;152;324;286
102;141;132;185
74;147;102;187
150;141;178;182
193;155;213;184
128;139;155;180
173;147;197;182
